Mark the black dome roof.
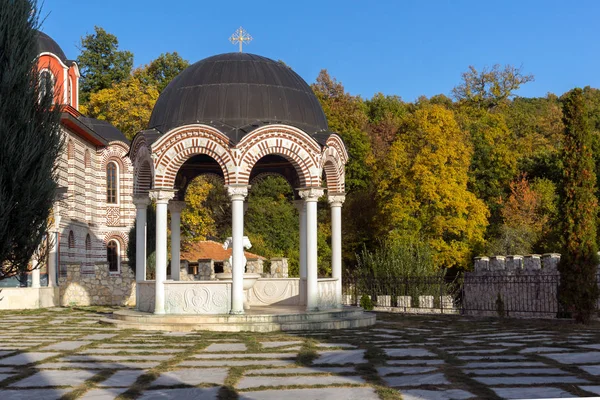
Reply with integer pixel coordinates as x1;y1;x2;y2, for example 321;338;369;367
36;31;67;63
148;53;329;142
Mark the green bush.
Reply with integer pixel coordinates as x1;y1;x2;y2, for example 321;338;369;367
359;294;374;311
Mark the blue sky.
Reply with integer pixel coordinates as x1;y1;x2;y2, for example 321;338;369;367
40;0;600;101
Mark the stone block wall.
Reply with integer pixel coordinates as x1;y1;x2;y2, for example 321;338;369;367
58;262;136;306
465;253;600;318
269;258;288;278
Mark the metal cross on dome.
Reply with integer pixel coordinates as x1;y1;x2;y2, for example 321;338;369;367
229;27;252;53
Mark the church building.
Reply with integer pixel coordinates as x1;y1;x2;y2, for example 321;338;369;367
36;31;134;287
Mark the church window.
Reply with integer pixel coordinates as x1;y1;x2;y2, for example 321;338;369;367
68;231;75;249
106;162;118;204
67;140;74;160
39;70;54;102
107;240;119;273
68;77;73;106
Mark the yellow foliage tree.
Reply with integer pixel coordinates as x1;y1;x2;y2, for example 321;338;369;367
377;104;489;269
81;72;159;140
181;176;216;244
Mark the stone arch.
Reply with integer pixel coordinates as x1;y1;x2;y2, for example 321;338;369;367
135;160;153;195
152;125;235;189
321;134;348;193
237;125;322;187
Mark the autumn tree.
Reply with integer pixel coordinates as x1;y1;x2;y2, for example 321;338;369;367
489;175;548;255
137;52;189;93
377;104;489;269
83;73;159;139
77;26;133;104
558;88;599;323
452;64;534;110
181;176;217;243
0;0;63;279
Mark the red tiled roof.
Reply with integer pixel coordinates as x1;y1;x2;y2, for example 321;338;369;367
181;240;265;262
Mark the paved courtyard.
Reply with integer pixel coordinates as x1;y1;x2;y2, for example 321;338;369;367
0;309;599;399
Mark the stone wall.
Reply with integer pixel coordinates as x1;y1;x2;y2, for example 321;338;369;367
58;263;136;306
269;258;288;278
180;258;283;280
465;253;600;318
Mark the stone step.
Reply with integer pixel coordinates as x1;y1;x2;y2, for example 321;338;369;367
109;308;365;325
100;313;376;332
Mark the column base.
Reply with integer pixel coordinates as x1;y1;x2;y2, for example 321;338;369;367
229;309;245;315
154;311;165;315
306;306;320;312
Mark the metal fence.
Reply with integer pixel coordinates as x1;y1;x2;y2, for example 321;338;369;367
342;273;600;318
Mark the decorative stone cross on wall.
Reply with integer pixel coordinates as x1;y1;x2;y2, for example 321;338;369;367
229;27;253;52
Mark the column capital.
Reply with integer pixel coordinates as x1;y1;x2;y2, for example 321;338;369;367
168;200;187;213
226;184;250;201
149;189;176;204
327;192;346;207
297;187;325;202
133;194;151;209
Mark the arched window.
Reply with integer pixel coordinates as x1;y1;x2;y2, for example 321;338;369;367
107;240;119;273
106;162;118;204
68;77;73;106
84;149;91;169
68;231;75;249
67;140;74;160
39;70;54;102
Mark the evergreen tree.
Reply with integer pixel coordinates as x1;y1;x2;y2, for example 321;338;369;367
77;26;133;104
0;0;63;279
558;88;599;323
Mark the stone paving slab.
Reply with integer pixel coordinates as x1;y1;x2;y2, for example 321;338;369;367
194;352;297;359
463;367;568;375
81;348;185;354
79;387;129;400
400;389;475;400
81;334;118;340
151;368;228;386
384;373;450;387
0;389;70;400
11;369;96;387
580;365;600;375
63;355;172;361
520;347;571;354
580;386;600;395
388;359;445;365
384;348;436;358
474;376;588;385
544;352;600;364
38;361;160;369
98;370;146;387
462;361;548;368
203;343;247;352
245;366;355;375
40;341;92;351
238;387;380;400
260;341;303;348
236;374;365;389
138;387;220;400
0;352;60;365
491;387;574;399
313;349;367;364
179;359;295;367
377;366;438;375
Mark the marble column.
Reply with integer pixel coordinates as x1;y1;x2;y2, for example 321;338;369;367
31;258;40;288
149;190;175;315
47;231;58;288
293;200;307;304
227;185;250;314
133;195;151;309
168;201;186;281
298;187;324;311
328;192;345;307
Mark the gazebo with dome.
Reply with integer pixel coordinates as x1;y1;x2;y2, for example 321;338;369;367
113;52;375;331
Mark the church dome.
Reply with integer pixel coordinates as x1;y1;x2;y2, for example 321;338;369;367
148;53;329;143
36;31;67;63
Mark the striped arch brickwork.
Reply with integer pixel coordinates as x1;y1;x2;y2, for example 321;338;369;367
321;134;348;193
151;125;235;189
130;124;347;196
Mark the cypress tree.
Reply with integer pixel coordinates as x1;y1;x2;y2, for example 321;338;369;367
0;0;63;279
558;88;599;323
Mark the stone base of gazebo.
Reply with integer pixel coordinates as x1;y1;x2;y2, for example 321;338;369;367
101;306;375;332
